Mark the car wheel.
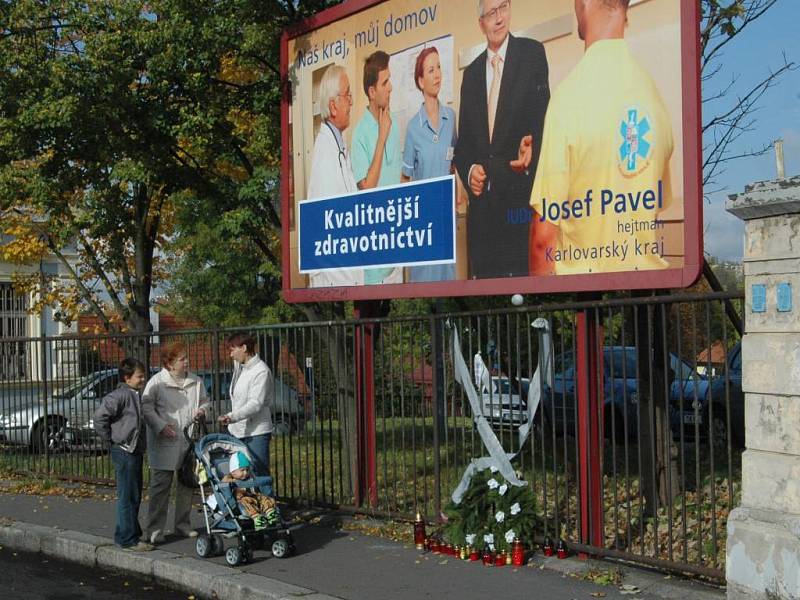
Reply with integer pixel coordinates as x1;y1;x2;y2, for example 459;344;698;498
273;416;292;436
32;418;68;453
710;413;730;454
604;409;627;444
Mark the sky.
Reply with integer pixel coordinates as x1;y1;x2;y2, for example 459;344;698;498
702;0;800;262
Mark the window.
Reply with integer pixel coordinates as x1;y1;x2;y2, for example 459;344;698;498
608;349;638;379
0;283;29;380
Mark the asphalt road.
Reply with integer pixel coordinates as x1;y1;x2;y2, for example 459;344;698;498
0;546;184;600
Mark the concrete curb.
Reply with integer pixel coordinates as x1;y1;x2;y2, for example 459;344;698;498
0;517;725;600
0;520;343;600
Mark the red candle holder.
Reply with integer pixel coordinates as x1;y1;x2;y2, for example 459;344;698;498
482;547;494;566
494;552;506;566
542;536;554;557
469;547;479;561
511;538;525;566
413;513;426;550
556;539;568;559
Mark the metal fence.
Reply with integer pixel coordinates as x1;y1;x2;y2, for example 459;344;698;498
0;290;744;579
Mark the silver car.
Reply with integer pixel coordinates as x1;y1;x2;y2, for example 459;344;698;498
0;369;130;451
479;376;530;425
0;368;306;453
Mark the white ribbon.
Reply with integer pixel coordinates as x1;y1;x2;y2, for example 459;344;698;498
450;318;552;504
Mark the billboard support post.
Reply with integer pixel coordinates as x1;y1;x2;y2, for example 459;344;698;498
576;307;604;556
354;300;381;507
430;301;445;518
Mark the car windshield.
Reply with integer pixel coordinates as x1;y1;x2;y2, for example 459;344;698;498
52;372;106;399
607;349;638;378
670;354;703;381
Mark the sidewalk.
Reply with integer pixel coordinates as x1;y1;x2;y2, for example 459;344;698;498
0;483;725;600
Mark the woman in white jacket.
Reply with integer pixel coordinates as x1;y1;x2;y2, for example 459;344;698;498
142;341;210;544
217;332;273;477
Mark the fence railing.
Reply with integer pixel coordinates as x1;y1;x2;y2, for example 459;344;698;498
0;290;744;579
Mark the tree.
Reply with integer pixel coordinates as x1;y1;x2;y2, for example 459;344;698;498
0;0;337;336
701;0;796;191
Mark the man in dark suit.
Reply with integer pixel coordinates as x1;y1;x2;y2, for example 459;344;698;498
454;0;550;279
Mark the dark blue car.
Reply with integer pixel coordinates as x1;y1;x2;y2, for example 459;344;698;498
671;342;743;450
541;346;710;442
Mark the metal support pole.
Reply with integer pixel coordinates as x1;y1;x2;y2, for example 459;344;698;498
576;310;603;555
39;258;50;472
353;300;380;508
430;304;444;518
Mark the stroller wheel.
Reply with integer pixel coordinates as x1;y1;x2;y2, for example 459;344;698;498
211;534;225;556
271;537;290;559
225;546;242;566
195;534;213;559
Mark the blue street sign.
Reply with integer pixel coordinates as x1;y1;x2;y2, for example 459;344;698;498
298;176;456;273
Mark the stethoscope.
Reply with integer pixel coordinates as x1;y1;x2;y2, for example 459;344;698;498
325;121;349;189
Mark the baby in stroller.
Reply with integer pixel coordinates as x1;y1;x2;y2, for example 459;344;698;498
222;452;281;530
190;431;294;566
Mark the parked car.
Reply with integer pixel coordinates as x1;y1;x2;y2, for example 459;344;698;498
671;342;743;450
0;368;156;452
197;371;306;435
479;376;530;425
541;346;711;442
0;367;306;452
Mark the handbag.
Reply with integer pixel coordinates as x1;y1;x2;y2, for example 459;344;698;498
177;419;208;488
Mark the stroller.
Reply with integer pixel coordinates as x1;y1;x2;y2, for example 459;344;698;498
186;427;295;566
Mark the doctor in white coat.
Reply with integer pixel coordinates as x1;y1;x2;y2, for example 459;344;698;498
306;64;364;288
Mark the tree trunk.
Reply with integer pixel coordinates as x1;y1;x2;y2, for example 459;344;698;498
635;294;681;519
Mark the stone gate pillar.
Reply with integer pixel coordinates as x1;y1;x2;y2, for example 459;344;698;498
726;174;800;600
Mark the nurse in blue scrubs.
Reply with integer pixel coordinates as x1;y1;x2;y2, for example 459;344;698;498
401;46;457;282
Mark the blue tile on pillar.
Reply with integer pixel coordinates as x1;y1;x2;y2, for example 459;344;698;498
777;282;793;313
751;284;767;313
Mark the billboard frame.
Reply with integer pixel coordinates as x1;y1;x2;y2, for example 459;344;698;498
280;0;703;303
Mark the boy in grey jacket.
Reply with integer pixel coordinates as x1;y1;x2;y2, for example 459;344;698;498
93;358;151;551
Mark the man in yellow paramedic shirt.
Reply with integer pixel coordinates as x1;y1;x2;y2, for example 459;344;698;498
529;0;673;276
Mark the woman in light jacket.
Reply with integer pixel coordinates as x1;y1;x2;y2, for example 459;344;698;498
217;332;273;477
142;341;210;544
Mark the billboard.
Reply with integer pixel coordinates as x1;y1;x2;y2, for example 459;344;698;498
281;0;702;302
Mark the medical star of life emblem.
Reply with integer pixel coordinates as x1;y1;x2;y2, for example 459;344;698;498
618;107;653;177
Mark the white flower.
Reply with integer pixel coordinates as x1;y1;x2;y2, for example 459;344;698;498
490;465;499;473
487;478;499;490
483;533;494;545
505;529;516;544
510;502;521;516
498;484;508;496
465;533;476;545
489;543;496;552
495;511;505;523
